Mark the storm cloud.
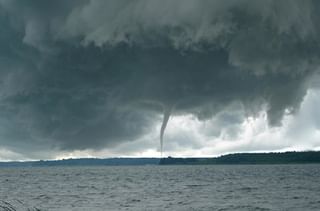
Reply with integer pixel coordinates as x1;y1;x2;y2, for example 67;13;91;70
0;0;320;159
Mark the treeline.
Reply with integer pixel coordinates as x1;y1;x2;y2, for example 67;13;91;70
1;151;319;167
159;151;320;165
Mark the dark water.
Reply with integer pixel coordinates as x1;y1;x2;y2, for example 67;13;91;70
0;165;320;210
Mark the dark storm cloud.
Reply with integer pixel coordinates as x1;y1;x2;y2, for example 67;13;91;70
0;0;320;156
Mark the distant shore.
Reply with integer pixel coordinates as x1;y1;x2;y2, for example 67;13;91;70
0;151;319;167
159;151;320;165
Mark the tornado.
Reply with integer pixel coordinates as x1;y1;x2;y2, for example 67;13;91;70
160;106;172;157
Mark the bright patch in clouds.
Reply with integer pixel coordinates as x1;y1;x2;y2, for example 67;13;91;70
57;89;320;159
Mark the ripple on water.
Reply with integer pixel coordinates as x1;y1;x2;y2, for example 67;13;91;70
1;165;320;210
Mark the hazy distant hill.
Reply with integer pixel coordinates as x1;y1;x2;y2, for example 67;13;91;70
159;151;320;165
0;151;319;167
0;158;160;167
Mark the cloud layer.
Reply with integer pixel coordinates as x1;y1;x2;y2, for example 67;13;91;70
0;0;320;159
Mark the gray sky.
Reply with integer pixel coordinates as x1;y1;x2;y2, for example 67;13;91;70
0;0;320;160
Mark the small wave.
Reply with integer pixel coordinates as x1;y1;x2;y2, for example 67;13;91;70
0;200;41;211
218;204;271;211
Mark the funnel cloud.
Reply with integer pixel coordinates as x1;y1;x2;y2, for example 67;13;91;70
160;106;173;156
0;0;320;159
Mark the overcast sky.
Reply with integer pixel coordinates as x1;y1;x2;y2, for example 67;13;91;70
0;0;320;160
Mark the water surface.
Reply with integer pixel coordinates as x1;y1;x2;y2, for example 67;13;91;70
1;165;320;210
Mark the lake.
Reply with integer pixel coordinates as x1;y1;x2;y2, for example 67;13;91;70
1;165;320;210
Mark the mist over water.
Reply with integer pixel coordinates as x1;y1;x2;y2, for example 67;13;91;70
1;165;320;211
